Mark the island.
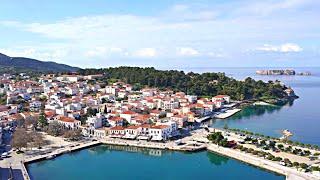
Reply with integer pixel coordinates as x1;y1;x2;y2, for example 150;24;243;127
256;69;311;76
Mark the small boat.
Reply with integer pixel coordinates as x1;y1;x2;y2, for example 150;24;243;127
282;129;293;137
175;140;183;145
46;154;56;160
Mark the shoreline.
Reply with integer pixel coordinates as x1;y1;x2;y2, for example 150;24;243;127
207;145;319;180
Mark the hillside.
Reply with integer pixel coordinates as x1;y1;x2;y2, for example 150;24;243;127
0;53;80;73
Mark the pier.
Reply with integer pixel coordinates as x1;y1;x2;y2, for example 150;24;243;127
214;108;241;119
24;141;102;163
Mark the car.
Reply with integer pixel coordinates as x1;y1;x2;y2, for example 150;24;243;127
1;152;8;158
279;161;286;166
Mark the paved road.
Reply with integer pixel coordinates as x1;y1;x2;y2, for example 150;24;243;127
0;130;25;180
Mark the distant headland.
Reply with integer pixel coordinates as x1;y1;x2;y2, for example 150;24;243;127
256;69;311;76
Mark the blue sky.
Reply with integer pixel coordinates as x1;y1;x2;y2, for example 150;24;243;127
0;0;319;68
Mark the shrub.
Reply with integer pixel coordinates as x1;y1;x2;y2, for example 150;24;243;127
311;166;320;172
277;144;284;149
267;155;275;160
273;157;282;161
299;163;308;169
293;162;299;167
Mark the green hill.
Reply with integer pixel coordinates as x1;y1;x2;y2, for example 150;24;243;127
0;53;80;73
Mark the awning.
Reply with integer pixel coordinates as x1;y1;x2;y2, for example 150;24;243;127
122;134;137;139
151;136;163;141
137;136;149;140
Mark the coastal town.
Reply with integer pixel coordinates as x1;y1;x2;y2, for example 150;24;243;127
0;73;240;142
0;72;319;180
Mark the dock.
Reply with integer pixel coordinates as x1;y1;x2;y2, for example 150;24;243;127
101;138;207;152
24;141;101;163
214;108;241;119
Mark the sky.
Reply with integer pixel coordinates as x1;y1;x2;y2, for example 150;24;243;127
0;0;319;68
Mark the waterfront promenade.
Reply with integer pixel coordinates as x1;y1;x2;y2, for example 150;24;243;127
207;144;319;180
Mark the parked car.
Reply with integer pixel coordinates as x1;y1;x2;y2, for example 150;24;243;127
1;152;8;158
279;160;286;166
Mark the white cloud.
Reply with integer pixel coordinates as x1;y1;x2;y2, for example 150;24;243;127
84;47;124;58
255;43;303;53
0;0;318;67
132;48;157;58
110;47;123;53
178;47;200;56
171;4;189;12
207;52;227;58
237;0;313;16
85;47;107;57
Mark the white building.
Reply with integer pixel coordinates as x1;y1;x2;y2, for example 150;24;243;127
160;100;179;110
186;95;197;103
56;116;81;130
212;95;230;104
86;115;103;129
105;86;118;95
156;120;178;137
149;125;171;141
123;126;141;139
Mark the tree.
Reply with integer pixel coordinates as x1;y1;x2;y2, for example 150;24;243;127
208;132;225;144
63;129;82;141
269;141;276;148
30;131;46;148
38;112;48;128
293;162;299;167
79;67;289;102
11;128;28;151
299;163;308;169
47;121;64;136
25;117;38;130
277;144;284;150
87;107;98;116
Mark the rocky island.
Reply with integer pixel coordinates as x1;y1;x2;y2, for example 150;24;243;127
256;69;311;76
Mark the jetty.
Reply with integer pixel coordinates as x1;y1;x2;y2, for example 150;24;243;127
214;108;241;119
195;115;212;123
24;141;101;163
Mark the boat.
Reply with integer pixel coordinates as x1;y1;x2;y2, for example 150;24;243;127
1;152;8;158
46;154;56;160
175;139;183;145
282;129;293;137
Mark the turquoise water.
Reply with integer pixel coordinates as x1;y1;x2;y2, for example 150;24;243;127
28;145;284;180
